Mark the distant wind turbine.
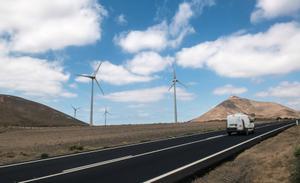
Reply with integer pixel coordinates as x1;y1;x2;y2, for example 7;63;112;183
71;106;80;119
78;62;104;126
169;66;187;123
103;107;111;127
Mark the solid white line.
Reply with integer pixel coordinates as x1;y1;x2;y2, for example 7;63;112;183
1;122;277;169
143;123;294;183
0;129;225;169
18;134;226;183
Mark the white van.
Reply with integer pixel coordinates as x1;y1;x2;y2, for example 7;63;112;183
226;113;255;135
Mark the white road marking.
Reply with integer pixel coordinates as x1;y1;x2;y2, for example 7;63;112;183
143;123;294;183
1;122;275;169
19;156;132;183
0;129;225;169
18;134;226;183
62;156;133;173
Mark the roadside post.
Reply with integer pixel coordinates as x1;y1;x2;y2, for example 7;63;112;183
296;119;299;126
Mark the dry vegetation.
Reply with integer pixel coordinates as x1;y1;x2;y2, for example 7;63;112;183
194;125;300;183
0;122;225;165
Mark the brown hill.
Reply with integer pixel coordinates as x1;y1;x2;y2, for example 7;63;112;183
0;94;87;127
192;96;300;122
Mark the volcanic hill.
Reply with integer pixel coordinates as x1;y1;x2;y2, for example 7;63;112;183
192;96;300;122
0;94;86;127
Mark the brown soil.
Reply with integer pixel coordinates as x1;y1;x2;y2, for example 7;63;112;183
193;125;300;183
0;122;225;165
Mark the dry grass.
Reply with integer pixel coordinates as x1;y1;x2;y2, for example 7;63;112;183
194;125;300;183
0;122;225;165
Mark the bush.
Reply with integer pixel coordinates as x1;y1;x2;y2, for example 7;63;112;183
40;153;49;159
69;145;84;151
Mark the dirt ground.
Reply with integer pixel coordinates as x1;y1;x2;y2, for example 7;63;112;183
193;125;300;183
0;122;225;165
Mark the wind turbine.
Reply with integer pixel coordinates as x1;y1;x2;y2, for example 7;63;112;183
103;107;111;127
169;66;186;123
71;106;80;119
78;62;104;126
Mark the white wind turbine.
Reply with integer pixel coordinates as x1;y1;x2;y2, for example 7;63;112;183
78;62;104;126
103;107;111;127
169;66;187;123
71;106;80;119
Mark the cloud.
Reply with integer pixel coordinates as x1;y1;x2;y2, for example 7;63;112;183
114;0;214;53
76;51;173;85
0;55;75;97
103;86;194;103
256;81;300;98
256;81;300;110
251;0;300;23
115;14;127;25
176;22;300;78
126;51;173;75
213;84;247;96
114;22;168;53
96;61;154;85
0;0;107;53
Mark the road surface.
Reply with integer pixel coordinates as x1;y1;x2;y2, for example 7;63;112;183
0;121;295;183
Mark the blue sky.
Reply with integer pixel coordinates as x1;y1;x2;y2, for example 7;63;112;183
0;0;300;125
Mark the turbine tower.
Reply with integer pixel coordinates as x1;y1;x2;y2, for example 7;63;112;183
71;106;80;119
169;66;186;123
78;62;104;126
103;107;111;127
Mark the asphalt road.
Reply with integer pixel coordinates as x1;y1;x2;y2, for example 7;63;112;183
0;121;295;183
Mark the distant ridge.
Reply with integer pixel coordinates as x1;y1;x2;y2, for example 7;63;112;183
192;96;300;122
0;94;87;127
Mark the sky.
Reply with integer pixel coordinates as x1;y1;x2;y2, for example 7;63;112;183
0;0;300;125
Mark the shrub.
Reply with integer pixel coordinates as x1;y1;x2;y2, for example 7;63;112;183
40;153;49;159
69;145;84;151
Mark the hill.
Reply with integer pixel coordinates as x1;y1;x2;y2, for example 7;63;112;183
192;96;300;122
0;94;87;127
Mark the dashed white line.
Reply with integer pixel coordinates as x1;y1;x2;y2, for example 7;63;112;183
18;134;226;183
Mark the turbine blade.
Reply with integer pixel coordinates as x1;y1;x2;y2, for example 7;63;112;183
177;80;187;88
168;84;174;91
93;62;103;76
95;78;104;95
77;74;92;79
172;65;176;79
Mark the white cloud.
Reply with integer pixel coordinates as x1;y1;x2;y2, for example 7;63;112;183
114;22;168;53
256;81;300;98
126;51;173;75
213;84;247;96
96;61;154;85
103;86;194;103
76;51;173;85
251;0;300;23
176;22;300;78
0;0;107;53
114;0;214;53
0;55;75;97
115;14;127;25
175;87;195;101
